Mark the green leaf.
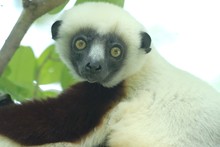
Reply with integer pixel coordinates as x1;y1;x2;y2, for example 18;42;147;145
37;45;64;85
37;45;56;65
75;0;124;7
1;66;12;77
60;66;76;89
0;77;34;101
42;90;59;98
1;46;36;91
32;88;59;100
49;0;69;14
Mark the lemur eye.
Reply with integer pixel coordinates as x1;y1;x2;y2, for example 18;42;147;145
75;39;86;50
110;47;121;57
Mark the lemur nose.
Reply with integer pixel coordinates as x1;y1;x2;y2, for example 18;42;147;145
85;62;102;73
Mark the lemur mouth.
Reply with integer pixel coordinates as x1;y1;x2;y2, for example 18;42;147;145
83;71;112;84
86;75;105;84
86;77;97;83
82;72;104;84
79;66;109;84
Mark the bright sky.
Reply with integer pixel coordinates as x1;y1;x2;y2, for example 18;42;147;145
0;0;220;91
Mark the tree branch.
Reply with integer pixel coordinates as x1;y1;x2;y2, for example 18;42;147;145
0;0;68;75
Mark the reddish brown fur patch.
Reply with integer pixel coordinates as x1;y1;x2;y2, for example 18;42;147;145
0;82;124;145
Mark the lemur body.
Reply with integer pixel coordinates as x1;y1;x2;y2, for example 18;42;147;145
0;2;220;147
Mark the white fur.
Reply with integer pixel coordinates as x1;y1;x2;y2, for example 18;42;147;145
34;49;220;147
56;2;220;146
89;43;105;61
1;2;220;147
56;2;146;87
0;136;21;147
106;49;220;147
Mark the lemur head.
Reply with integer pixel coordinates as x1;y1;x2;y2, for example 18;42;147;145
51;2;151;87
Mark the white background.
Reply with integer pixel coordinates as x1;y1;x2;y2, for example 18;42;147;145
0;0;220;91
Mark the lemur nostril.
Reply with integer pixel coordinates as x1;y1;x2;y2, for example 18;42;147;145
86;63;92;70
96;65;102;71
85;62;102;72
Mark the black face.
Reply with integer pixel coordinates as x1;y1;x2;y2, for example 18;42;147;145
69;28;127;84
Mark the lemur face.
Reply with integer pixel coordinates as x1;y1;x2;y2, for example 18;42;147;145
51;2;151;87
69;28;126;84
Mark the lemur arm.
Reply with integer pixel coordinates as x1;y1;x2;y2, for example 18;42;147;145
0;82;124;146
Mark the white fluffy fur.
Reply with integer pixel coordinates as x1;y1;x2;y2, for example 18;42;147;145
1;2;220;147
106;49;220;147
89;43;105;61
56;2;146;87
57;2;220;146
56;2;220;146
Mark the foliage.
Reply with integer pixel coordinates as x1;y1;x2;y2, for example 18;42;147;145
0;46;75;101
49;0;69;14
0;0;124;101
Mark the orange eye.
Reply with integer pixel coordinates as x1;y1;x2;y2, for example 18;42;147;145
75;39;86;50
110;47;121;57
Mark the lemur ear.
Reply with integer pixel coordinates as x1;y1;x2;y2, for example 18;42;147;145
51;20;62;40
140;32;151;54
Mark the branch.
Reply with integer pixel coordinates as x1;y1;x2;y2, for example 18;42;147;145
0;0;68;75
